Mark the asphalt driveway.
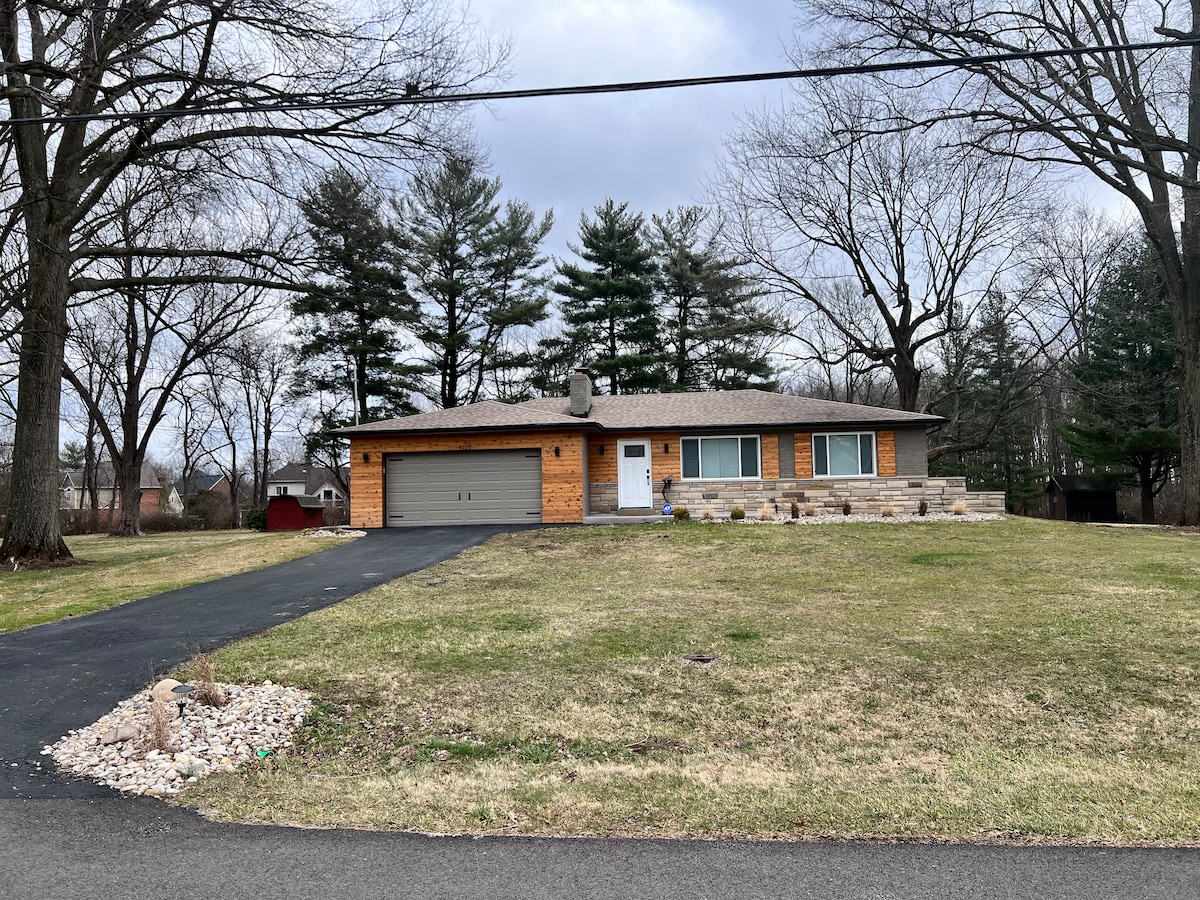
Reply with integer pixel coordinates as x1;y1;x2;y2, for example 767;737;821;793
0;525;524;798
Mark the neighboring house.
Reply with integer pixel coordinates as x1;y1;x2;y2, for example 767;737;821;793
1045;475;1120;523
338;368;1005;528
174;472;232;504
60;464;184;516
266;463;349;505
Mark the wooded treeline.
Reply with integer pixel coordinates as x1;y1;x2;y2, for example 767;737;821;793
0;0;1194;559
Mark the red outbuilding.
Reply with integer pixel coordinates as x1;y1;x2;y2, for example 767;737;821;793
266;494;326;531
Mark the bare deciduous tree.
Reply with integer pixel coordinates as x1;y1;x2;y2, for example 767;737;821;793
716;82;1044;412
805;0;1200;519
62;191;277;535
0;0;504;561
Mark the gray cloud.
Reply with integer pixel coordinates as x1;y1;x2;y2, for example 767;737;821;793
470;0;797;258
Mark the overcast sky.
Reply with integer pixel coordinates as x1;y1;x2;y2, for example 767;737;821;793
468;0;800;258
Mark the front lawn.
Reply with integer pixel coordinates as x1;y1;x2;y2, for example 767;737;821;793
0;531;339;633
183;518;1200;844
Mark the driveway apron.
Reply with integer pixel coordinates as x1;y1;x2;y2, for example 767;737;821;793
0;525;522;798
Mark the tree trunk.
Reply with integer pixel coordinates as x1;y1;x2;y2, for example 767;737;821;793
1140;472;1157;524
894;355;922;413
0;234;72;563
110;455;145;537
1175;15;1200;526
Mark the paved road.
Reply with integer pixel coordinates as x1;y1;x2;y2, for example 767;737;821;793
3;797;1198;900
2;524;1197;898
0;525;521;798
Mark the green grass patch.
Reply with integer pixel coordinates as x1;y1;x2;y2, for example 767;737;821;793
0;531;340;633
183;518;1200;844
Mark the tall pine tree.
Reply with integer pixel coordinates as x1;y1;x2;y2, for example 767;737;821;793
650;206;777;391
932;293;1044;513
293;168;421;423
1064;238;1178;522
398;155;553;408
552;199;663;394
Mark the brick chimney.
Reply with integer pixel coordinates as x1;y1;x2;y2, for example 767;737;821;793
569;368;593;417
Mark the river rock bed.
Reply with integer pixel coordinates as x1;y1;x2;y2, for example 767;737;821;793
44;681;311;796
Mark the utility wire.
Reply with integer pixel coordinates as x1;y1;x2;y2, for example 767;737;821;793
3;37;1200;127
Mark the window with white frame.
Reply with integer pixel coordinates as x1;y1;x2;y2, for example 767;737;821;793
681;436;760;479
274;486;288;495
812;432;876;477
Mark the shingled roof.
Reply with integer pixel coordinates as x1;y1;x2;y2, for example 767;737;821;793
338;390;945;436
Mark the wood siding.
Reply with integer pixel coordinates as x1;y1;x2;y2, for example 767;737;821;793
349;432;584;528
877;430;897;477
762;433;780;480
795;432;813;478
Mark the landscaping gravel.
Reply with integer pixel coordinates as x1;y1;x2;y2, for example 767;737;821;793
44;681;311;797
709;512;1004;524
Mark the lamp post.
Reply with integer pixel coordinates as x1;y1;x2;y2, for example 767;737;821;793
171;683;194;719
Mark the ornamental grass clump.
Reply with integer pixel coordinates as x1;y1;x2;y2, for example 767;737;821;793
181;653;228;708
700;504;716;522
147;700;174;753
953;499;968;516
759;501;774;521
880;504;898;518
804;503;818;517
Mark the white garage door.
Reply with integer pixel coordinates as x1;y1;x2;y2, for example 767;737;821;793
385;450;543;526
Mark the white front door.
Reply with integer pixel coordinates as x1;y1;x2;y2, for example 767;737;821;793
617;439;653;508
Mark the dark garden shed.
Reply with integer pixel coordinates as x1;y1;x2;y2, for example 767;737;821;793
266;494;326;531
1045;475;1120;523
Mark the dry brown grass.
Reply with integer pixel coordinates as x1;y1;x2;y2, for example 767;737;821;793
181;653;228;707
185;518;1200;844
146;701;174;753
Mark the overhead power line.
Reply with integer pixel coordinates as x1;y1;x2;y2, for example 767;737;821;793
3;37;1200;127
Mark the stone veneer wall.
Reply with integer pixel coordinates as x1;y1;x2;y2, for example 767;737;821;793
589;477;1006;516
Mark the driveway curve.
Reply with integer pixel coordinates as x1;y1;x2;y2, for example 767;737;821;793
0;525;528;799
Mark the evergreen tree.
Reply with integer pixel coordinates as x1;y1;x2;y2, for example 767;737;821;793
293;168;421;423
932;293;1044;513
1064;238;1178;522
650;206;777;391
397;155;553;408
552;200;663;394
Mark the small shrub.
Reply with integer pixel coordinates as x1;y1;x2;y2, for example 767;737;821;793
140;513;199;533
918;498;930;517
880;504;898;518
759;500;774;521
841;499;852;516
952;498;968;516
730;507;746;521
672;506;691;521
790;499;800;519
245;506;267;531
804;503;818;517
700;504;716;522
